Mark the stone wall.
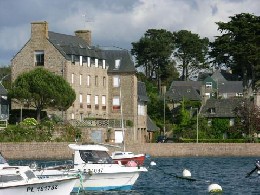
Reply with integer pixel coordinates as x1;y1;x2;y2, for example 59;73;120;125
0;142;259;160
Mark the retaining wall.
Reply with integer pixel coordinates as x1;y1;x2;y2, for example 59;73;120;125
0;142;259;160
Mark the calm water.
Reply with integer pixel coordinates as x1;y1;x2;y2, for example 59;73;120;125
10;157;260;195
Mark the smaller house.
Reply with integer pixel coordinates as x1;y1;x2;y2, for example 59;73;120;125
199;98;243;126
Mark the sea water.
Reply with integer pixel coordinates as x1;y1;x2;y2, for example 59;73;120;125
10;156;260;195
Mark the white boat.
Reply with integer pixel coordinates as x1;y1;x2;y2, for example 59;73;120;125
0;165;78;195
34;143;148;192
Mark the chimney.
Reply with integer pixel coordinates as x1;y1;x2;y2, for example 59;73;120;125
75;30;91;46
31;21;48;39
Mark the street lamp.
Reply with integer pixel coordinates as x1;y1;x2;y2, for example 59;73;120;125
191;107;199;143
196;108;199;143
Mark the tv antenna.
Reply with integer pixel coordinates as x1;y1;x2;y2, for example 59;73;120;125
82;13;94;29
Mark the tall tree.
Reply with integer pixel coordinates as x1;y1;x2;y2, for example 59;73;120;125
210;13;260;94
173;30;209;81
9;68;76;121
131;29;175;89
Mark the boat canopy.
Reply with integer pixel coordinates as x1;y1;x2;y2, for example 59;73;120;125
68;144;109;152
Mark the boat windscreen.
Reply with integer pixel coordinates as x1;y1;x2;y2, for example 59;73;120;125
80;150;113;164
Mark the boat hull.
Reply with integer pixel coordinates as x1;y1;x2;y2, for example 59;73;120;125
35;165;147;192
0;177;77;195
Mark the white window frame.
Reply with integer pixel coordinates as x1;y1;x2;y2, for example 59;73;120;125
71;113;75;120
102;60;106;69
95;59;98;67
87;75;90;86
87;57;90;67
138;102;145;116
113;96;120;105
95;95;99;105
87;94;91;104
115;59;120;69
79;74;82;85
80;56;83;66
206;82;212;88
102;95;106;105
71;73;74;84
113;76;120;87
79;93;83;103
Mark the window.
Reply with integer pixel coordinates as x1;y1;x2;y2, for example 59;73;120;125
113;76;120;87
103;77;106;87
206;82;212;88
113;96;120;110
95;76;98;86
95;95;99;105
71;113;75;120
71;73;74;84
87;57;90;67
79;94;83;103
87;75;90;86
80;56;83;66
209;108;216;114
35;51;44;66
102;60;106;69
138;102;145;115
95;59;98;67
79;74;82;85
71;55;75;64
102;95;106;110
87;94;91;108
95;95;99;109
115;59;120;69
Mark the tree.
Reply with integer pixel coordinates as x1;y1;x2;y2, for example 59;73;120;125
210;13;260;93
233;99;260;139
173;30;209;81
9;68;76;121
131;29;175;89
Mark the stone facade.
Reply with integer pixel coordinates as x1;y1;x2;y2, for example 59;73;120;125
10;21;148;144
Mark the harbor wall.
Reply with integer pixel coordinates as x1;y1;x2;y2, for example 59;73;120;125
0;142;259;160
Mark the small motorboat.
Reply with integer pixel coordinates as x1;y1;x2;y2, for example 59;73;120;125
111;151;146;166
0;165;78;195
34;143;148;192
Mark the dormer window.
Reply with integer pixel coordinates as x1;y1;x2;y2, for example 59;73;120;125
209;107;216;114
206;82;212;88
34;50;44;66
115;59;120;69
71;55;75;64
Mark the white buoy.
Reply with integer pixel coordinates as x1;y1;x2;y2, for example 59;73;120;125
150;161;156;166
182;169;191;177
208;183;222;193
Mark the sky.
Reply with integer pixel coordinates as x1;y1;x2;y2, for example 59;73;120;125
0;0;260;66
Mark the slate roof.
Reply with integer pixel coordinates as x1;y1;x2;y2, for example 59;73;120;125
209;69;240;82
102;49;136;73
147;116;159;132
200;98;244;118
48;32;135;73
138;82;149;102
48;31;104;60
218;81;243;94
166;85;201;101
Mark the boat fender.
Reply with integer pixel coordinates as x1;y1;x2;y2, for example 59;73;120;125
150;161;156;166
208;183;222;193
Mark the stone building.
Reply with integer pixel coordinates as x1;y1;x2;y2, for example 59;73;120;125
11;21;151;144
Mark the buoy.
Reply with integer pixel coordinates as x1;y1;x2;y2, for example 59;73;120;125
150;161;156;166
208;183;222;193
182;169;191;177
